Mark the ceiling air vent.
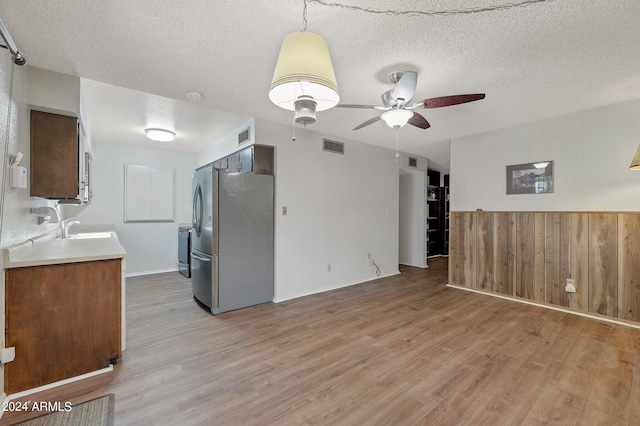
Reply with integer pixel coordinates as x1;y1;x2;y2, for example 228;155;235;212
323;138;344;155
238;126;251;146
408;157;418;168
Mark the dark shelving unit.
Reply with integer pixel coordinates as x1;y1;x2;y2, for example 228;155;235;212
426;171;450;258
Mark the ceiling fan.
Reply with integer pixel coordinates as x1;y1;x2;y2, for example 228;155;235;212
337;71;485;130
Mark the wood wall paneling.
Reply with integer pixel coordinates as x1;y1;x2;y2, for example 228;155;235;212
507;213;517;297
534;213;546;303
618;214;640;322
545;213;561;306
516;213;536;300
461;213;477;288
494;213;510;295
449;211;640;327
558;214;572;308
589;213;618;317
449;212;460;285
477;212;494;291
570;214;589;312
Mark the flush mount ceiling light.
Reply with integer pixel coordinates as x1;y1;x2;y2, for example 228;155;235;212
381;109;414;129
630;145;640;170
186;91;204;101
144;128;175;142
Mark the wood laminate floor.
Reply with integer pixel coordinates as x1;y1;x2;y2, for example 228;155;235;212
2;257;640;425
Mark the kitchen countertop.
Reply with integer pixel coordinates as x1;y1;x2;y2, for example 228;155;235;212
3;226;127;269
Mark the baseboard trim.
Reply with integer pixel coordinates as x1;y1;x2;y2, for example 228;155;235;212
274;271;401;303
446;283;640;330
125;268;178;278
399;262;428;269
6;365;114;401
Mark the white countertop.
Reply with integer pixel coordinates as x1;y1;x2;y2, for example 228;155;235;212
3;227;127;269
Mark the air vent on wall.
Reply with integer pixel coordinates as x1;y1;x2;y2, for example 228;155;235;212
408;157;417;168
323;138;344;155
238;126;251;146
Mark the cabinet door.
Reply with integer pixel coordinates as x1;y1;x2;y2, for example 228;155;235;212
5;259;122;394
30;110;79;199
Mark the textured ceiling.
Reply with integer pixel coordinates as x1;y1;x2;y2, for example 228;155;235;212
1;0;639;171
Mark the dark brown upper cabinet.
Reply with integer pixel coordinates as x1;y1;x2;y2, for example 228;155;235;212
30;110;88;202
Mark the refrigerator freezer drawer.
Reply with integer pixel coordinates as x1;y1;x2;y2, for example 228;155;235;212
190;250;218;312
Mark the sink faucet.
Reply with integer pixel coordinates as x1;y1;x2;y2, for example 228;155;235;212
61;218;80;238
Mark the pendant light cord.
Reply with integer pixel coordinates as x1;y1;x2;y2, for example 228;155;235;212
0;58;16;246
304;0;554;17
302;0;309;31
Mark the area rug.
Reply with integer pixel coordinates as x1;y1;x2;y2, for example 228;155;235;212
14;394;114;426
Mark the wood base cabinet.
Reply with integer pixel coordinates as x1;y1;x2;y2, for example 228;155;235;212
5;259;122;395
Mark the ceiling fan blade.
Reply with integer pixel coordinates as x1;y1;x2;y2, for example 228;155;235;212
423;93;485;109
336;104;378;109
391;71;417;104
408;112;430;129
353;115;382;130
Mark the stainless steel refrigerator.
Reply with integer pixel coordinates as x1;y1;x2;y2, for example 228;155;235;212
191;163;274;314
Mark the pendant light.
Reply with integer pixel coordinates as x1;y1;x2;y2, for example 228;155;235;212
630;145;640;170
269;2;339;126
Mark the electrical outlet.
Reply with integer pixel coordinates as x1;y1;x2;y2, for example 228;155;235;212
565;278;576;293
368;259;375;266
282;206;287;215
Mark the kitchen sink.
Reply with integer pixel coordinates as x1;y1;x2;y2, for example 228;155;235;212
66;232;113;239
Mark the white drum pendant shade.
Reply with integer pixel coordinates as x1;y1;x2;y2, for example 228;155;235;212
269;31;339;111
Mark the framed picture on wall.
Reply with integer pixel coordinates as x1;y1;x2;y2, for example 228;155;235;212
506;161;553;194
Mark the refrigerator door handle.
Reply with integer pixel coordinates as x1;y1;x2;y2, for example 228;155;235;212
191;252;211;262
192;183;203;237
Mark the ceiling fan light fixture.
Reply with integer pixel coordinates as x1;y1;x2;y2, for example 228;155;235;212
381;109;413;129
630;145;640;170
269;31;340;113
144;128;175;142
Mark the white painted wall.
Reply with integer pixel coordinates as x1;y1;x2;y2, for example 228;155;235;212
72;142;196;275
0;66;61;249
26;66;81;117
399;170;427;268
451;98;640;212
254;119;401;302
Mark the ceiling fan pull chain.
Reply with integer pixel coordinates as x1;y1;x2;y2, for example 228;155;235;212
395;129;400;162
292;109;297;141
